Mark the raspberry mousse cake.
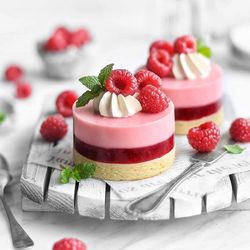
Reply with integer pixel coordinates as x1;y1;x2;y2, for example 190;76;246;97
143;35;223;135
73;64;175;181
38;26;91;79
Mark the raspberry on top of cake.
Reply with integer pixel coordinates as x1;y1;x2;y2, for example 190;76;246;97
142;35;223;135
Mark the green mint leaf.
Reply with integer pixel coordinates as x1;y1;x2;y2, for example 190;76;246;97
71;170;81;182
60;162;97;184
224;144;245;154
197;39;212;58
76;86;102;108
198;47;212;58
98;63;114;86
0;112;5;124
79;76;101;91
60;167;73;184
74;162;96;179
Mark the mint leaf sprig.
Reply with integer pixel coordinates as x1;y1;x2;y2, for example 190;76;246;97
0;112;5;124
60;162;96;184
98;63;114;87
197;39;212;58
224;144;245;154
76;63;114;107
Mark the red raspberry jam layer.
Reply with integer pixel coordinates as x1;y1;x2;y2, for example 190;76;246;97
175;99;222;121
74;135;174;164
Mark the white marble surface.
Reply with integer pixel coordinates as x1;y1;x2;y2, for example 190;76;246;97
1;0;250;249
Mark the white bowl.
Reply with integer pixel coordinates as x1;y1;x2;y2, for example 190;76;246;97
37;42;89;79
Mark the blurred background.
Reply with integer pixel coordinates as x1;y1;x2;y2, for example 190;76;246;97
0;0;249;71
0;0;250;118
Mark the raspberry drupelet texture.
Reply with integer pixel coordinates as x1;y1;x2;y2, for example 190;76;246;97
149;40;174;55
173;35;197;54
52;238;87;250
187;121;220;152
138;85;169;113
135;69;162;90
147;49;173;77
230;118;250;142
40;114;68;142
105;69;138;96
56;90;78;117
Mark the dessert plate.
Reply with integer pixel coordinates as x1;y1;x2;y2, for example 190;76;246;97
20;95;250;220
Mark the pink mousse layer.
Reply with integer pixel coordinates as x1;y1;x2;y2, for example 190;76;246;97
162;64;223;108
73;101;175;149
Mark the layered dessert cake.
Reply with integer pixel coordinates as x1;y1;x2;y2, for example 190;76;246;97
73;64;175;181
143;35;223;135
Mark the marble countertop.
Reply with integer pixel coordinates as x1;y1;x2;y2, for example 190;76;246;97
1;0;250;249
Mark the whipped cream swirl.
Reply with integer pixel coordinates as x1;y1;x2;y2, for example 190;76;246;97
172;53;211;80
93;92;142;118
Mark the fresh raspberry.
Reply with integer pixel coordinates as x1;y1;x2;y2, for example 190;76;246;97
55;26;71;41
187;121;220;152
40;114;68;142
146;49;173;77
44;29;68;52
56;90;78;117
15;82;32;99
173;35;196;54
69;28;91;47
105;69;139;96
230;118;250;142
52;238;87;250
138;85;169;113
134;70;162;90
149;40;174;55
4;65;24;82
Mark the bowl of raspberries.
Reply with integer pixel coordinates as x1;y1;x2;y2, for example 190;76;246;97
37;26;92;79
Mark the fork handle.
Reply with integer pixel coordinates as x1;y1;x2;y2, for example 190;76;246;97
0;195;34;249
126;161;206;216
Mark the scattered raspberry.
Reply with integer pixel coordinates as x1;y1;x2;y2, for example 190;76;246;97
134;70;162;90
173;35;196;54
149;40;173;55
40;114;68;142
146;49;173;77
16;82;32;99
56;90;78;117
52;238;87;250
230;118;250;142
4;65;24;82
187;121;220;152
69;28;91;47
105;69;138;96
138;85;169;113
